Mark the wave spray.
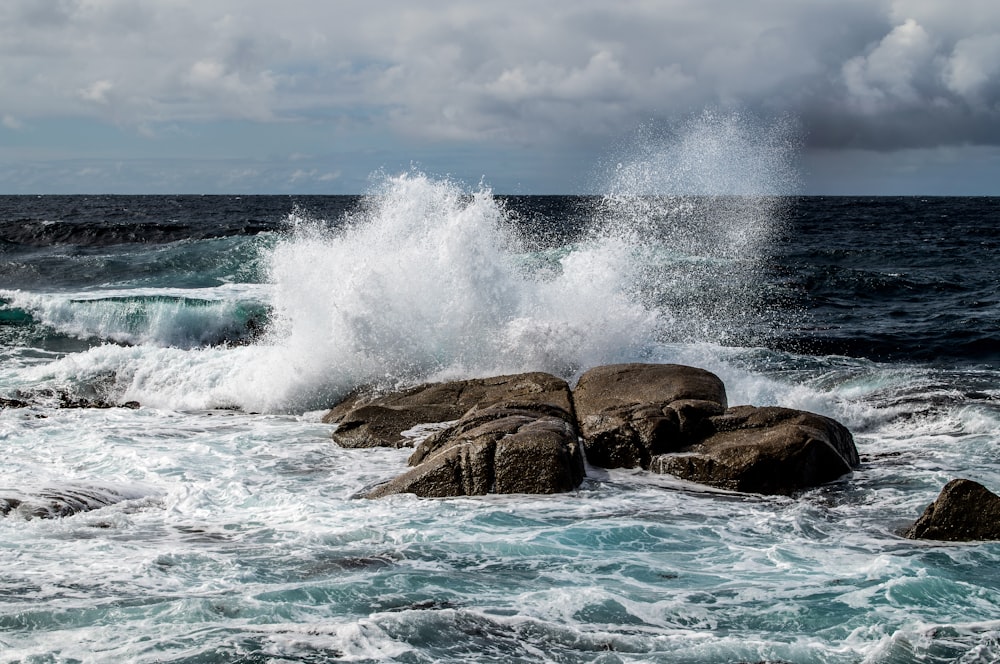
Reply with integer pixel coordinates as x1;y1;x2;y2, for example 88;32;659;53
21;111;799;413
257;111;798;409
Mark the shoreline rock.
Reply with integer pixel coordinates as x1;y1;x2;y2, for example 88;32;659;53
325;363;860;499
325;372;585;498
573;364;858;495
573;363;728;469
324;372;574;449
651;405;858;495
366;402;583;498
903;479;1000;541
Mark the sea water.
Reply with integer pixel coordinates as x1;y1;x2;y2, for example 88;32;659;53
1;113;999;663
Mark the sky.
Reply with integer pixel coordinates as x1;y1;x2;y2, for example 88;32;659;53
1;0;999;195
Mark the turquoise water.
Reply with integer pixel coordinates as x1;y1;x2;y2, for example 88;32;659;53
3;401;999;662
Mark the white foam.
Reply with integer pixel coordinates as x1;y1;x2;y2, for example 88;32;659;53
1;284;269;349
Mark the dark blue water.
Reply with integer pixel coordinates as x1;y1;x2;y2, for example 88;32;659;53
2;194;997;364
776;197;1000;364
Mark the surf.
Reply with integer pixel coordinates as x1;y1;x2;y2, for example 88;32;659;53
9;112;809;416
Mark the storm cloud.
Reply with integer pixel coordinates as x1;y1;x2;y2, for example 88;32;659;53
1;0;999;192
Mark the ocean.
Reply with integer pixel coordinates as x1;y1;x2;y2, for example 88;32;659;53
1;176;999;662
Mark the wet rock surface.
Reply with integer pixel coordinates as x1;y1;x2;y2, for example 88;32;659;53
651;405;859;495
366;401;584;498
1;486;135;519
572;363;728;469
573;364;858;495
335;363;859;498
904;478;1000;541
324;372;574;449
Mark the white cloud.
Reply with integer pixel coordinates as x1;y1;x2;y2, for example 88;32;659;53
79;79;114;105
842;19;936;111
1;1;872;137
2;0;1000;190
182;58;278;120
289;168;342;184
944;33;1000;100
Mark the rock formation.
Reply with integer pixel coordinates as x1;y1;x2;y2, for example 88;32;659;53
325;372;584;498
903;479;1000;541
324;372;574;449
573;364;858;495
650;405;859;495
1;485;133;519
328;363;860;498
572;363;728;468
366;402;584;498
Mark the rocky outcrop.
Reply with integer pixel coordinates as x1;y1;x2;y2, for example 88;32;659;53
2;389;138;410
651;406;859;495
0;397;29;409
366;403;584;498
336;363;859;498
324;372;574;449
573;364;858;495
903;479;1000;541
323;371;584;498
572;363;728;469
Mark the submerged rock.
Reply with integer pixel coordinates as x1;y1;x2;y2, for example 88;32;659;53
5;388;139;410
0;397;29;409
0;486;134;519
903;479;1000;541
572;363;728;469
650;406;859;495
324;372;574;448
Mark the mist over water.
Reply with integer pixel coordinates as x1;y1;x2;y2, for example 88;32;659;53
262;172;652;404
594;111;800;344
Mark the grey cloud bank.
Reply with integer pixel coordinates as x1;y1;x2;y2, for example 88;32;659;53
1;0;999;194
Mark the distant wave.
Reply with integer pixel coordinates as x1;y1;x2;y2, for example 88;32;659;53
2;287;270;349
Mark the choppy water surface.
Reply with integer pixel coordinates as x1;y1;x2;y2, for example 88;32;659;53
2;115;999;663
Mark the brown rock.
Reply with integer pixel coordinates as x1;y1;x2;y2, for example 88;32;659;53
324;372;574;448
493;416;584;493
904;479;1000;541
408;402;573;466
367;437;496;499
572;363;728;468
366;404;583;498
331;404;459;449
650;406;859;494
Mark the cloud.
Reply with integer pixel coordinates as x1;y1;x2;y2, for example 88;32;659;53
2;0;1000;193
944;33;1000;100
289;168;341;184
842;19;936;111
78;79;115;105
